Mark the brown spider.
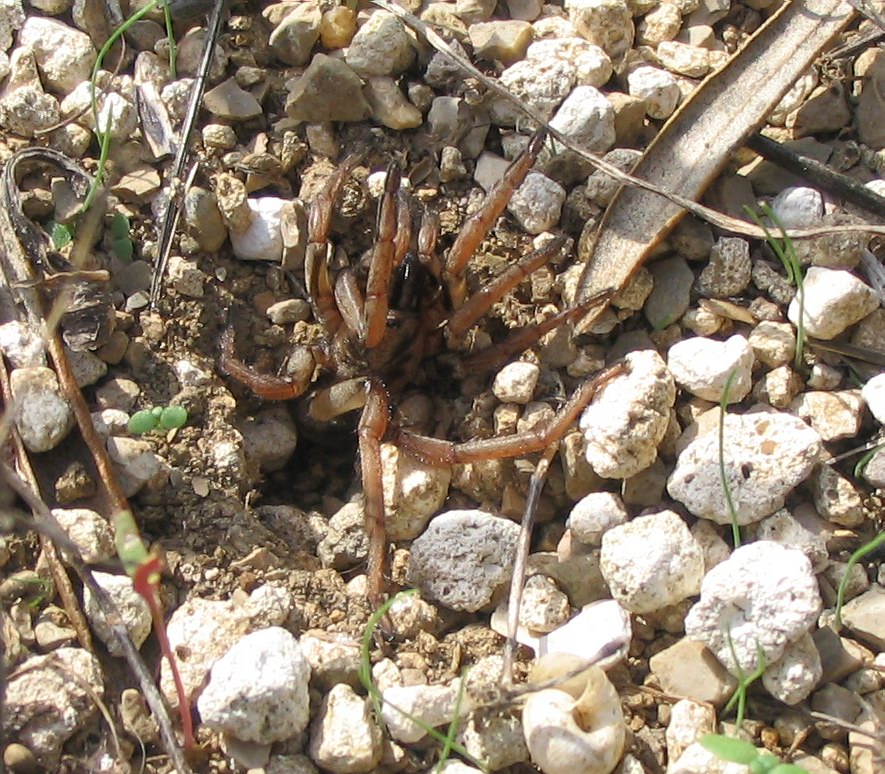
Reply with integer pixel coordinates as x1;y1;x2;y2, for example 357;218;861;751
220;132;622;608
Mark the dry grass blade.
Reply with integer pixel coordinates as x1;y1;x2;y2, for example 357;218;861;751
578;0;857;304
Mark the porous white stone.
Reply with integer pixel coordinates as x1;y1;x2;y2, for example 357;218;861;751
548;85;616;155
381;683;459;743
508;172;566;234
567;491;628;546
685;541;822;674
748;321;796;368
4;648;103;767
755;508;829;572
0;0;24;52
492;57;574;125
580;349;676;479
82;572;151;657
628;65;680;119
298;631;361;690
790;389;865;441
18;17;96;93
526;37;612;87
540;598;631;667
381;443;451;541
668;410;822;525
565;0;634;58
493;361;540;404
0;321;45;367
788;267;879;340
656;40;710;78
309;683;382;773
229;198;289;261
199;627;310;744
160;586;293;705
666;700;715;765
862;373;885;424
407;510;520;611
60;75;136;139
770;186;824;229
762;631;822;705
667;335;754;403
519;575;571;634
51;508;115;564
600;510;704;614
345;10;414;77
10;367;75;452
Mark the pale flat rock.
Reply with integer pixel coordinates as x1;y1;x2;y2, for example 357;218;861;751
667;334;754;403
600;510;704;614
790;389;864;441
839;586;885;650
309;683;382;773
685;541;822;674
199;627;311;744
11;366;75;452
668;410;822;525
580;349;676;479
762;631;822;705
381;443;451;541
649;638;737;707
82;572;151;656
861;372;885;424
788;267;879;340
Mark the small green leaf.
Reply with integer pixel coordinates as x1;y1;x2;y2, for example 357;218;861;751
150;406;163;418
700;734;759;764
749;753;781;774
770;765;813;774
159;405;188;430
113;236;134;262
114;510;149;576
128;409;159;434
50;221;73;249
110;212;130;240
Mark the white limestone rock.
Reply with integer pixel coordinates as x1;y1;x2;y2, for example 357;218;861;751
788;267;879;340
548;85;617;156
229;198;289;261
862;372;885;424
754;508;829;572
526;37;612;87
667;335;754;403
519;574;571;634
685;541;822;674
628;65;680;119
493;361;540;404
345;10;415;77
567;491;628;546
790;389;865;441
565;0;634;58
600;510;704;614
762;631;822;705
508;172;567;234
580;349;676;479
381;683;459;743
407;510;520;611
668;410;822;525
10;366;75;452
18;17;96;93
159;586;293;705
309;683;382;773
83;572;151;656
539;598;631;668
381;443;451;541
199;627;310;744
51;508;115;564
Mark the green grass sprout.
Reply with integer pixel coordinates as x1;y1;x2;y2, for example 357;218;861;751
834;530;885;629
744;204;806;369
359;590;486;771
723;631;766;729
854;442;885;480
718;368;741;547
163;0;178;78
700;734;808;773
435;669;469;773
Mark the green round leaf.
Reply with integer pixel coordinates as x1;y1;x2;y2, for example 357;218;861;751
113;236;134;262
749;754;780;774
150;406;163;418
700;735;759;764
770;765;812;774
159;405;188;430
110;212;130;240
50;221;73;249
128;409;159;434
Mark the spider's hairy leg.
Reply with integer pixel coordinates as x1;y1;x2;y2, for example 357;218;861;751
305;154;362;332
443;130;546;305
396;362;627;465
363;166;399;348
219;326;315;400
358;378;391;608
446;234;568;337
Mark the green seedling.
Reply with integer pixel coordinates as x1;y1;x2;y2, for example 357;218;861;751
49;221;74;249
359;591;486;771
723;631;766;729
115;510;194;750
854;442;885;480
744;204;806;370
22;575;54;609
718;368;742;548
128;405;188;435
700;735;808;773
110;212;134;262
834;530;885;629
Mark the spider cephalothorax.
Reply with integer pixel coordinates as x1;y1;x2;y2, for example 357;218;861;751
220;133;621;608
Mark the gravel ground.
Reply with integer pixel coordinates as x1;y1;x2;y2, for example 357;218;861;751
0;1;883;773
